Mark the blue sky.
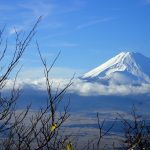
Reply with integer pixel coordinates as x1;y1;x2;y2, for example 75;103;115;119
1;0;150;79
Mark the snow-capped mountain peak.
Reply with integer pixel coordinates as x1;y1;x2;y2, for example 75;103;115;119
81;52;150;84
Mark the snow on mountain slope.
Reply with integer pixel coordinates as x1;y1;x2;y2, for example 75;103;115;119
81;52;150;85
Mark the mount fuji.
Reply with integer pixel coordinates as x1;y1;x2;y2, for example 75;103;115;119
81;52;150;85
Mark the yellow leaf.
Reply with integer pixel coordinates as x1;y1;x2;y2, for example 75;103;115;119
67;142;72;150
50;123;57;132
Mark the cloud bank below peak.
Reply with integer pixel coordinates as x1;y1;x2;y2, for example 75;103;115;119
4;78;150;96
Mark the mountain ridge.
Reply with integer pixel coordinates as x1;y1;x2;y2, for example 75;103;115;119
81;52;150;85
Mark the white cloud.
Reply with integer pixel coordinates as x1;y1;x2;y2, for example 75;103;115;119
141;0;150;5
19;0;55;18
17;67;83;80
9;26;23;35
145;0;150;3
76;18;114;30
4;78;150;96
63;79;149;96
47;42;78;48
